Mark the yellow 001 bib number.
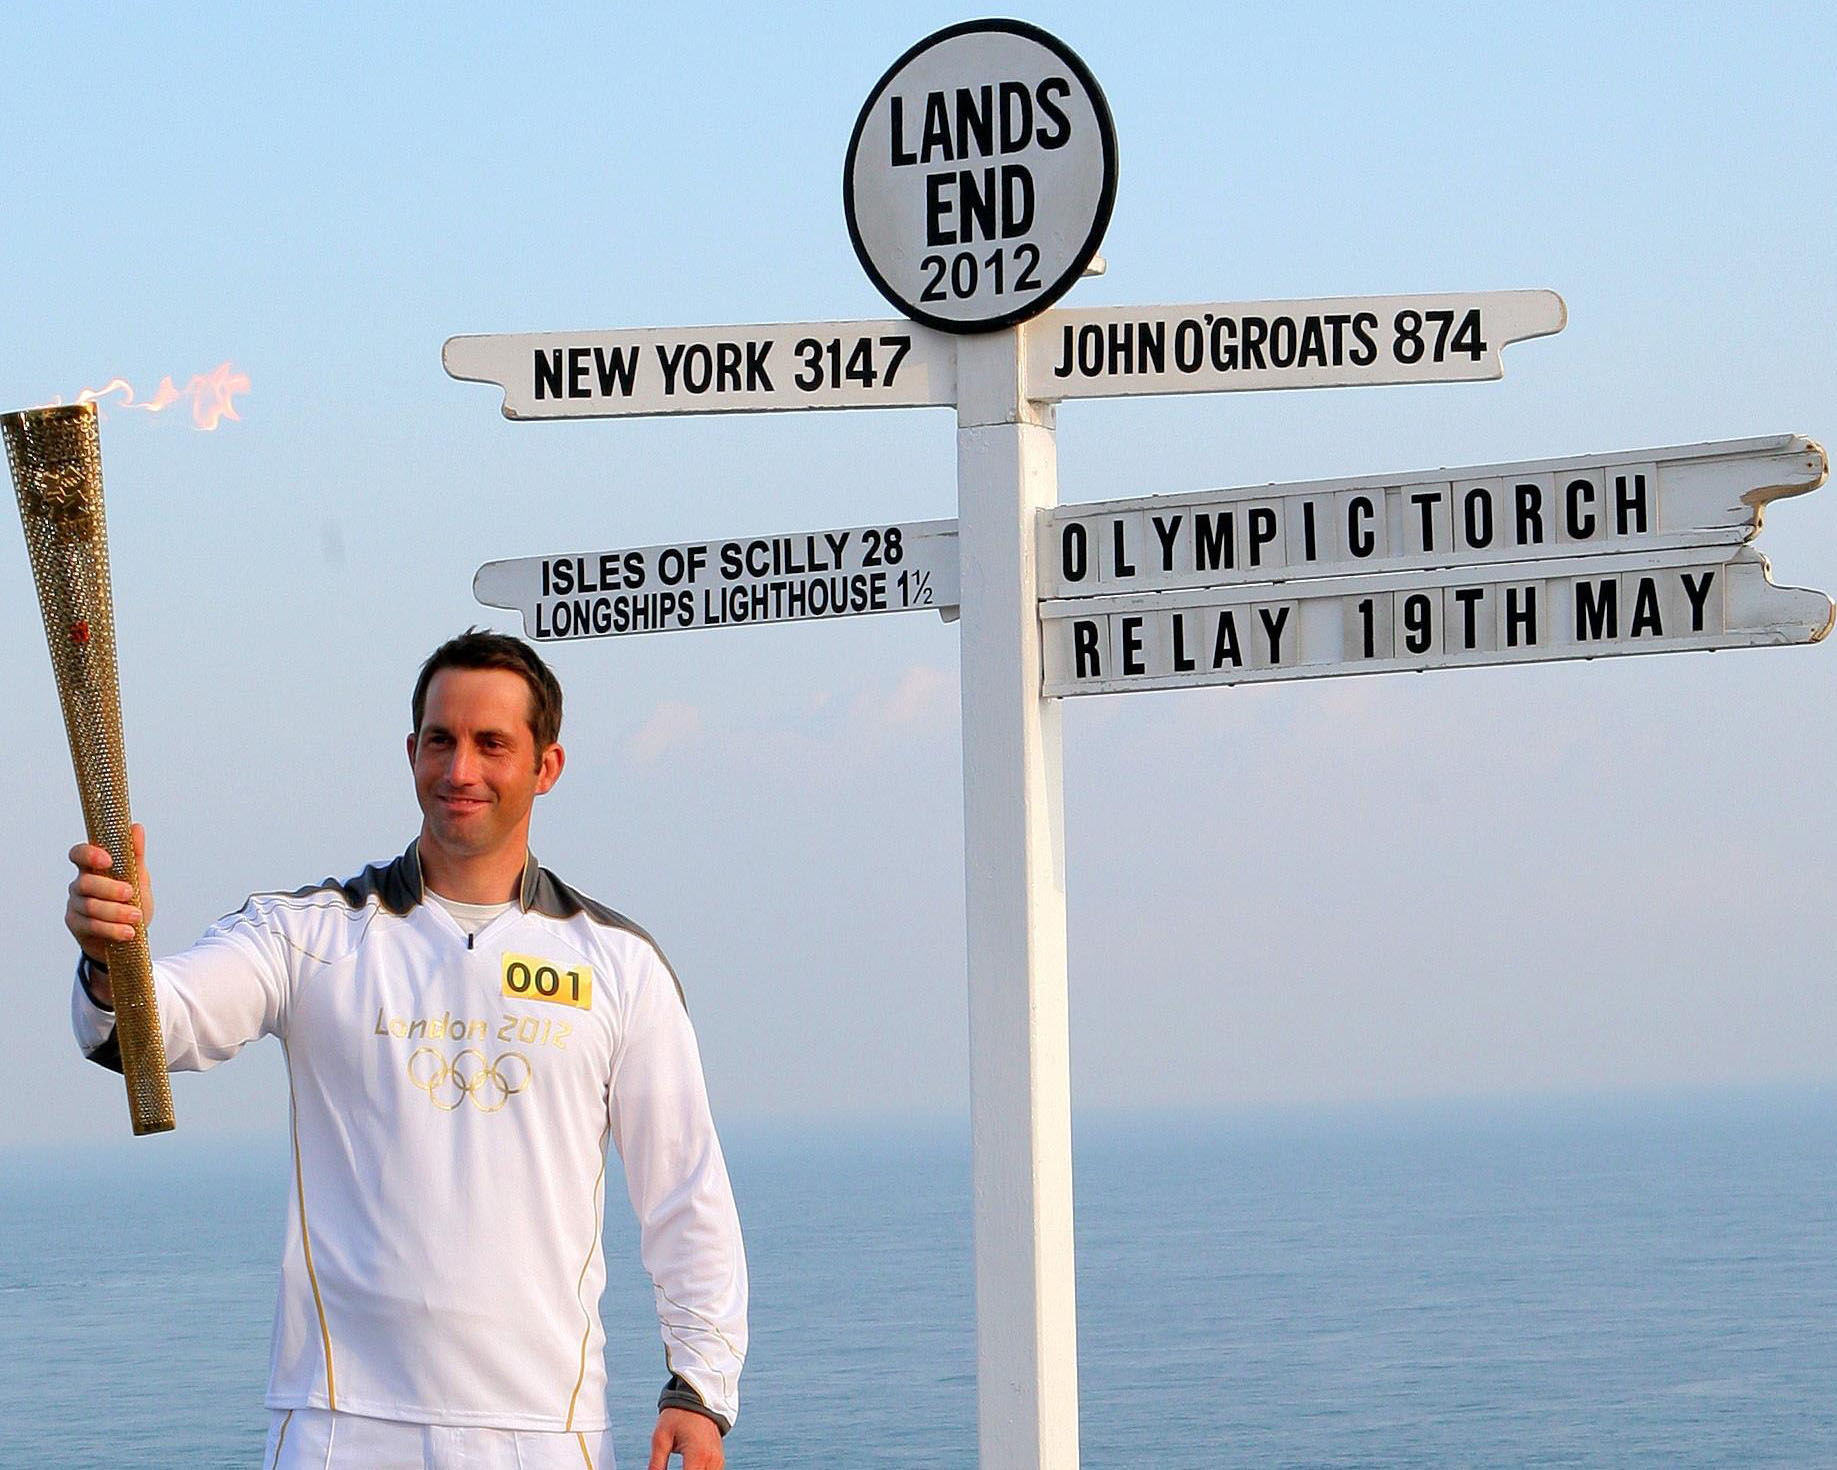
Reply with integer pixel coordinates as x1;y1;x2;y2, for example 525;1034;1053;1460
501;953;593;1010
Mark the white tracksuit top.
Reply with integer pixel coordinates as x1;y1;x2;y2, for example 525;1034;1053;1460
70;843;747;1434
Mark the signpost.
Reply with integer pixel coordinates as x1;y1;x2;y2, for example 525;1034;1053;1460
444;19;1829;1470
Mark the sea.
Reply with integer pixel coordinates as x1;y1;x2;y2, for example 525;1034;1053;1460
3;1088;1835;1468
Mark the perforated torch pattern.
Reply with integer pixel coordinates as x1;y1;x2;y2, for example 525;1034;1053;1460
5;403;174;1134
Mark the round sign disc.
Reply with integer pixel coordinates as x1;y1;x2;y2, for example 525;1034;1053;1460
844;19;1118;334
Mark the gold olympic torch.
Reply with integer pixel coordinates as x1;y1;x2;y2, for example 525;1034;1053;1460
5;402;174;1135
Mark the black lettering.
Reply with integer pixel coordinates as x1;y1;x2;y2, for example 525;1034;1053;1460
1208;317;1237;371
1325;313;1351;364
1239;316;1267;370
1514;481;1544;545
716;341;741;393
744;339;773;392
1258;605;1291;663
1073;619;1101;678
1121;616;1145;675
998;81;1033;150
1268;316;1297;368
1297;316;1327;368
1630;577;1662;637
1301;500;1318;562
889;97;916;166
1061;523;1088;583
1034;76;1071;148
1001;165;1034;236
1138;322;1165;374
1174;319;1203;372
1574;579;1618;641
1171;615;1195;672
1247;507;1278;567
955;85;993;158
568;346;590;398
1212;611;1243;668
1454;587;1485;649
1506;585;1538;646
586;343;636;397
656;342;685;394
920;91;952;162
1462;486;1494;548
1403;593;1433;654
1348;496;1376;558
959;167;998;243
1107;321;1133;375
1151;514;1182;572
1078;326;1103;376
1111;519;1136;577
1409;489;1443;550
1349;312;1378;365
1615;471;1650;536
1681;570;1715;633
534;349;563;400
1195;512;1233;572
926;172;953;245
1052;324;1074;379
1566;477;1597;540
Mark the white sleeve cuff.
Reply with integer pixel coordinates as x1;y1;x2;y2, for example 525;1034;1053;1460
70;960;117;1052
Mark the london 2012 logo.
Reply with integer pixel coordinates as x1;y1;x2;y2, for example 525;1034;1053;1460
407;1047;532;1113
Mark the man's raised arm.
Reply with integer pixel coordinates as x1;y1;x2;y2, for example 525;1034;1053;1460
63;824;291;1072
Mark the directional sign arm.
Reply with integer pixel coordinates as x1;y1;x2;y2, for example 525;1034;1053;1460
443;320;957;420
1039;435;1827;599
1039;545;1831;697
474;519;961;641
1025;289;1565;402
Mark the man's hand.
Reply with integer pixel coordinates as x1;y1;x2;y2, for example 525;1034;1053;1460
647;1408;723;1470
64;823;153;1006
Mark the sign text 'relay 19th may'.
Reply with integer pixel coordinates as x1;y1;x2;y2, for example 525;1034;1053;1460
1040;546;1832;696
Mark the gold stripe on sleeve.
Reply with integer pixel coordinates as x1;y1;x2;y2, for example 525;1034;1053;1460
562;1125;611;1430
284;1041;337;1410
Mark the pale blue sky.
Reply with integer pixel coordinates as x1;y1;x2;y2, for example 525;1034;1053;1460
4;3;1836;1145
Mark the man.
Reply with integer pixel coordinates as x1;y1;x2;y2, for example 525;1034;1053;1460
65;631;745;1470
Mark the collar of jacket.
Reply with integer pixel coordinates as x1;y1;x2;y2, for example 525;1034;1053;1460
398;839;542;914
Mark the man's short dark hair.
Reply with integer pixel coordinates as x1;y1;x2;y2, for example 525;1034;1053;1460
412;630;564;751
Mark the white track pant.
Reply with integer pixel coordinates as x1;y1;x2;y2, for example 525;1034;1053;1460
265;1408;616;1469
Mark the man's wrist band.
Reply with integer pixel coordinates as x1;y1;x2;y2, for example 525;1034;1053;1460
78;953;114;1012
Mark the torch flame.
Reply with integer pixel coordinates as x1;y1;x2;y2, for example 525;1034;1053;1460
71;362;249;430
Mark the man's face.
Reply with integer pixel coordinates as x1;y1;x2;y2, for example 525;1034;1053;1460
408;667;562;866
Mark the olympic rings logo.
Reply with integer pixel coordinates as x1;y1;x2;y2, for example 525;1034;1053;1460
406;1047;533;1113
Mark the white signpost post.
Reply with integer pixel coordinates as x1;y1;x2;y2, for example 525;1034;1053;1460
445;20;1830;1470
